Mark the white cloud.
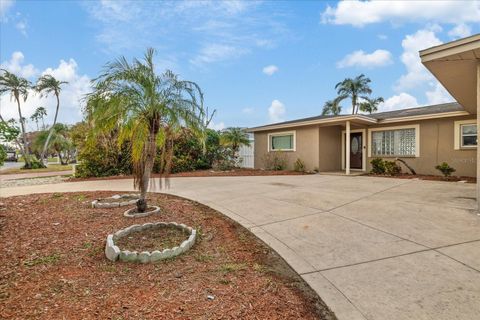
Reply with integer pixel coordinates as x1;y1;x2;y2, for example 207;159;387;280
395;28;442;91
83;1;286;67
208;120;226;131
262;65;279;76
242;107;254;114
426;83;454;105
15;19;27;37
268;99;285;123
379;93;419;112
377;34;388;40
337;49;392;68
0;0;14;20
0;52;91;126
1;51;38;78
448;23;472;39
190;43;248;66
321;0;480;27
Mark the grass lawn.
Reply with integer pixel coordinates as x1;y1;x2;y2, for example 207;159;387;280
1;164;73;175
0;192;335;320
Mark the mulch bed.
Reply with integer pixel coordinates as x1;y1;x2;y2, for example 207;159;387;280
0;192;335;320
116;227;188;252
68;169;311;182
369;173;476;183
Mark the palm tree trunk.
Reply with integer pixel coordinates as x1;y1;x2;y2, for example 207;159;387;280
41;92;60;165
15;93;31;168
137;130;157;212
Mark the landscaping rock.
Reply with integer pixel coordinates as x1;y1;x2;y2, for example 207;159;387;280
105;222;196;263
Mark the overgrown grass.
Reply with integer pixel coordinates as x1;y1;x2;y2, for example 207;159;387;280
218;262;247;274
24;253;61;267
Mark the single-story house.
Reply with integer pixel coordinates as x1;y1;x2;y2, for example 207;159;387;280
248;102;477;177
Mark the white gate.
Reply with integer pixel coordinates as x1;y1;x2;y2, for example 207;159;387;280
238;143;254;168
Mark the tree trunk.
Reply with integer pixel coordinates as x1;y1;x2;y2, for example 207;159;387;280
15;93;31;168
137;130;157;213
41;92;60;165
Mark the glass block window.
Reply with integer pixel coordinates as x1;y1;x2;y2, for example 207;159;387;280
270;134;294;151
461;124;477;147
372;128;416;156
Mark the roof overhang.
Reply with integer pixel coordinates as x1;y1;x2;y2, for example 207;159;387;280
248;115;378;132
420;34;480;114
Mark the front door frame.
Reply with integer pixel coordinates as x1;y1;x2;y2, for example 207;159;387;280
341;128;366;171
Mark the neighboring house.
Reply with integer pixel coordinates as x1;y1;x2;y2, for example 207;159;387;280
248;102;477;177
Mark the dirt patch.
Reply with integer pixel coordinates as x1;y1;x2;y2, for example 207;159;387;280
68;168;311;182
0;191;335;320
116;226;188;252
369;173;476;183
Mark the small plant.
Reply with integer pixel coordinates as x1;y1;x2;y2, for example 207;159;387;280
24;253;60;267
370;158;385;174
51;192;63;199
219;262;247;274
384;160;401;176
435;162;456;179
293;158;306;172
263;152;287;171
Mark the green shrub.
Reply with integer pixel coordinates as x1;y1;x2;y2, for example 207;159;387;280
0;145;6;167
435;162;456;178
384;160;401;176
370;158;385;174
294;158;305;172
263;152;287;171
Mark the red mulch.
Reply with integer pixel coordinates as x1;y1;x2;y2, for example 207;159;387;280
369;173;476;183
68;169;310;182
0;192;335;320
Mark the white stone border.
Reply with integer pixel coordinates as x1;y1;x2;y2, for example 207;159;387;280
91;194;140;208
123;206;160;218
105;222;196;263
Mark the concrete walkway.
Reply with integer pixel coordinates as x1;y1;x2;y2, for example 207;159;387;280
2;175;480;320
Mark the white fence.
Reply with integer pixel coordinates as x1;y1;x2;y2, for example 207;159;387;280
238;142;254;168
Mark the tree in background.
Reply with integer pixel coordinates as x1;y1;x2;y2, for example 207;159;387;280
358;97;384;114
321;96;345;116
30;106;47;130
0;145;6;166
335;74;373;115
88;48;208;213
220;127;250;157
0;69;33;168
35;75;67;164
32;123;75;165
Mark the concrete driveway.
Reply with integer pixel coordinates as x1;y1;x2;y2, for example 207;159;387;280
2;175;480;320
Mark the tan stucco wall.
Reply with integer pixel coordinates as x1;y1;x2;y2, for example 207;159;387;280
254;126;319;171
365;116;477;177
318;126;342;171
253;115;477;177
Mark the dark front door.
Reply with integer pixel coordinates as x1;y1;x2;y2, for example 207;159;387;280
349;132;362;169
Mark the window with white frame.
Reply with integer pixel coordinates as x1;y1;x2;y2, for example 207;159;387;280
460;123;477;147
372;128;416;156
269;132;295;151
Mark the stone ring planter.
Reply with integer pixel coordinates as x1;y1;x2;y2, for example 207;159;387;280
123;206;160;218
91;194;140;208
105;222;196;263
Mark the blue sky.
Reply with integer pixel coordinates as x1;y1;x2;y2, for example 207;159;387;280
1;0;479;130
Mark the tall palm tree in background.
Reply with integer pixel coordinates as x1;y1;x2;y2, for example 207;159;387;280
220;127;250;156
335;74;372;114
321;96;345;116
35;75;67;164
358;97;384;114
32;106;47;130
0;69;33;168
88;48;208;212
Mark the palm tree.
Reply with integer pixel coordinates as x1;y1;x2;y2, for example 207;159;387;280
0;69;32;168
335;74;372;114
358;97;384;114
32;106;47;130
321;96;345;116
35;75;67;164
88;48;207;213
32;123;72;164
220;127;250;156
